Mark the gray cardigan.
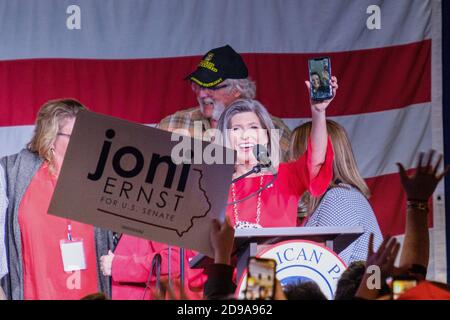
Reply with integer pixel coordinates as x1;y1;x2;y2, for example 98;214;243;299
0;165;8;280
0;149;114;299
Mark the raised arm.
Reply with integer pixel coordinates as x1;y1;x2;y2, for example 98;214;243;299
355;235;401;299
396;150;450;271
306;76;338;178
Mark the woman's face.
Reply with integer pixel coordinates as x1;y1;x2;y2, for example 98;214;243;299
228;111;269;165
311;74;320;90
53;117;75;163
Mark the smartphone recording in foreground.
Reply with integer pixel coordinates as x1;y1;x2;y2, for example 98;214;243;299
245;257;277;300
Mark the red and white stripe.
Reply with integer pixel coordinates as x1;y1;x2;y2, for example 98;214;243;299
0;0;444;281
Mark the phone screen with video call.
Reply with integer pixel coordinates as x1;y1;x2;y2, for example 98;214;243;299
245;257;276;300
308;57;333;101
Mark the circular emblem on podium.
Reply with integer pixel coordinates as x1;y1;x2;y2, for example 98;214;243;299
236;240;347;300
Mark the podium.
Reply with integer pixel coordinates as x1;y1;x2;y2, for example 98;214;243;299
190;226;364;280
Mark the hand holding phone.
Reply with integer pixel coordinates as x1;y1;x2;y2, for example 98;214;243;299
245;257;276;300
308;57;333;101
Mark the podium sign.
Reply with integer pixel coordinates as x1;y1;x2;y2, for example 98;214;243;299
236;240;347;300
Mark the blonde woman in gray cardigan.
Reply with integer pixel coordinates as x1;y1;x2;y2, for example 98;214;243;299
0;165;7;300
0;99;114;300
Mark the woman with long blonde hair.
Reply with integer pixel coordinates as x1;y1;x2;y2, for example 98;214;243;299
1;98;112;300
290;120;383;264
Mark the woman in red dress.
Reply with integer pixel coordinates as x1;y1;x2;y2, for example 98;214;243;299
216;77;338;229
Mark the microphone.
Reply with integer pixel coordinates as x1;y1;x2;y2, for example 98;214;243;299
231;164;261;184
253;145;277;175
227;145;278;206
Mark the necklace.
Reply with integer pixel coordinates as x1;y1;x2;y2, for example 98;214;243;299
231;175;264;229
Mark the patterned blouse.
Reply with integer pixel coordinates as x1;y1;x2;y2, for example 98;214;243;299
305;183;383;265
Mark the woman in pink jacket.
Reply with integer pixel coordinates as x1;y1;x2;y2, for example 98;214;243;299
100;235;206;300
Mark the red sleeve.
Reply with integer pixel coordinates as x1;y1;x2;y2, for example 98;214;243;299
306;135;334;196
111;245;181;284
281;136;334;197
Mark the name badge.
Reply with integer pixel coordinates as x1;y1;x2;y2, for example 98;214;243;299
60;238;87;272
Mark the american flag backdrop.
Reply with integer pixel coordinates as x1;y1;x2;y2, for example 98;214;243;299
0;1;446;281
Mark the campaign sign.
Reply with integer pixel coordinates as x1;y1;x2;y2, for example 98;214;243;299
236;240;347;300
48;110;234;257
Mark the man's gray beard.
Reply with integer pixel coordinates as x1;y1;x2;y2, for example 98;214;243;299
211;102;225;121
199;98;226;121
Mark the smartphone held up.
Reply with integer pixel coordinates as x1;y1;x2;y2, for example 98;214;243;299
308;57;333;101
245;257;277;300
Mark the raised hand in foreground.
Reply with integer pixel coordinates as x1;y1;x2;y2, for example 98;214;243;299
397;150;450;202
355;234;400;300
397;150;449;272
